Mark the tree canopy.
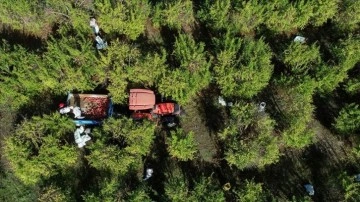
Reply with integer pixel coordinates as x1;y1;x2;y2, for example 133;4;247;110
0;0;359;201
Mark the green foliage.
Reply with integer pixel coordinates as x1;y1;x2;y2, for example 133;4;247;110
345;78;360;95
82;177;123;202
38;185;71;202
317;36;360;93
168;129;198;161
158;34;211;104
126;49;167;87
231;0;267;35
87;141;138;176
158;67;211;104
0;42;44;109
3;113;78;185
223;0;338;34
174;34;209;72
95;0;150;40
339;172;360;202
0;172;38;202
334;103;360;135
164;168;189;201
214;34;273;98
220;103;280;169
1;0;359;200
87;117;155;174
308;0;339;26
335;0;360;31
102;117;155;156
197;0;231;30
0;0;47;36
188;176;225;202
235;180;266;202
126;187;152;202
153;0;195;31
100;40;166;103
264;0;338;33
83;178;151;202
0;0;91;37
332;37;360;72
282;42;321;77
44;35;102;93
219;103;257;139
275;78;316;148
164;169;225;202
99;40;135;103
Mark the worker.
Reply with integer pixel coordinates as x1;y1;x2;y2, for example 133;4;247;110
90;18;100;35
74;126;91;148
59;103;84;119
143;168;153;181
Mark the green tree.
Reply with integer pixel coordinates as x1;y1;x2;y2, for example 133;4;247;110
99;40;166;104
308;0;339;26
158;34;211;104
3;113;78;185
82;176;151;202
38;185;71;202
197;0;231;30
0;0;91;37
316;36;360;93
82;176;125;202
220;103;280;169
264;1;308;33
164;169;225;202
274;77;316;148
126;187;152;202
214;34;273;98
188;176;225;202
164;168;189;201
345;78;360;95
282;42;321;77
86;117;155;175
339;172;360;202
95;0;150;40
231;0;267;35
335;0;360;31
126;49;167;87
43;35;103;93
352;145;360;158
167;129;198;161
98;40;134;104
0;42;44;109
153;0;195;32
235;180;266;202
334;103;360;135
0;172;38;202
263;0;338;33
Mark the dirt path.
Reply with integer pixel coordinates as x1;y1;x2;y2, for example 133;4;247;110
180;99;218;163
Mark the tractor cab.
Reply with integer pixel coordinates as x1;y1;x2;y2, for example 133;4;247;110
128;89;181;126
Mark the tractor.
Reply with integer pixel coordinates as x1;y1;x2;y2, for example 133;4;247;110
128;89;181;127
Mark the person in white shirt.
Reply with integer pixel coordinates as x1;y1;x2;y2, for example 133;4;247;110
59;103;84;119
74;126;91;148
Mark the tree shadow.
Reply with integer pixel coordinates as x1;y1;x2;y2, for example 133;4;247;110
144;130;170;200
16;92;66;122
0;24;44;51
260;150;311;200
197;85;227;135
